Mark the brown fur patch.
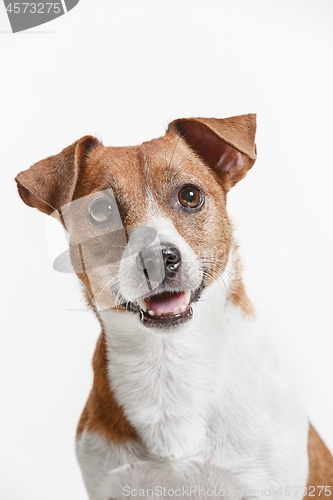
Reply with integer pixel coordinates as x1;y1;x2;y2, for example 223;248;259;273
76;331;137;443
230;279;255;318
167;115;256;192
229;251;255;318
305;425;333;497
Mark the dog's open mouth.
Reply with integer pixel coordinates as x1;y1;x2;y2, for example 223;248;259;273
128;279;205;328
137;290;192;327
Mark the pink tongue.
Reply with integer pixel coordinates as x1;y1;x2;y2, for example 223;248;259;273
146;292;185;315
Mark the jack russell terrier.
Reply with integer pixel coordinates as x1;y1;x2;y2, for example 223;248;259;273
16;114;333;499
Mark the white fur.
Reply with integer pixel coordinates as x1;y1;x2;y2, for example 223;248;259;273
76;219;309;500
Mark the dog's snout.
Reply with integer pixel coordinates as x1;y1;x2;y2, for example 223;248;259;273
136;243;181;282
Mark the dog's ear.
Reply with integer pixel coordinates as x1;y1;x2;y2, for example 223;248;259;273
167;114;257;191
15;135;101;215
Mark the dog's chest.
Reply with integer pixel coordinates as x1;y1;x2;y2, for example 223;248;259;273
77;434;252;500
104;312;224;458
77;300;309;500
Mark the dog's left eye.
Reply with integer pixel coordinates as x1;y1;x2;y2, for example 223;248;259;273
178;186;203;209
89;199;113;223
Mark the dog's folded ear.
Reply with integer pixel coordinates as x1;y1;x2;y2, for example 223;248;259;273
167;114;257;191
15;135;101;215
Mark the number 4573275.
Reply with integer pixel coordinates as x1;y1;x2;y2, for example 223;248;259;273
6;3;61;14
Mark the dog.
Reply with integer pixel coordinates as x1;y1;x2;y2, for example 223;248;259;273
16;114;333;499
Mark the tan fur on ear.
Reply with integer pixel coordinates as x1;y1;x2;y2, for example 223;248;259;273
15;135;101;215
167;114;257;191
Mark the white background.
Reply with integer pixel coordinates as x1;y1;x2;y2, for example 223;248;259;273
1;1;332;498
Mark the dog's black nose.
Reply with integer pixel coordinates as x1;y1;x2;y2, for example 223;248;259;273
136;243;181;283
162;244;181;280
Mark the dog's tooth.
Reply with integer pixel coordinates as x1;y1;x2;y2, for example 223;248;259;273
138;299;147;312
180;304;186;312
148;310;155;316
184;290;191;305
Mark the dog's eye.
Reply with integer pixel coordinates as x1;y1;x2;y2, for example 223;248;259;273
89;199;113;223
178;186;202;209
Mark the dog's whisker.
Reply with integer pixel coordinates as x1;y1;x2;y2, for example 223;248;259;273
229;223;258;237
93;275;120;306
78;272;119;305
201;258;238;279
202;268;228;296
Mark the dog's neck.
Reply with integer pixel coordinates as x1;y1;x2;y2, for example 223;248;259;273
97;254;253;458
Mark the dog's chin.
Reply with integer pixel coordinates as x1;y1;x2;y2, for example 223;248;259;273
126;280;205;329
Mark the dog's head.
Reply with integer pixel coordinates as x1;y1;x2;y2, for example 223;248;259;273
16;115;256;329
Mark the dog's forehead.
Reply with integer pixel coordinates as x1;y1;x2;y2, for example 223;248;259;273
79;134;217;203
